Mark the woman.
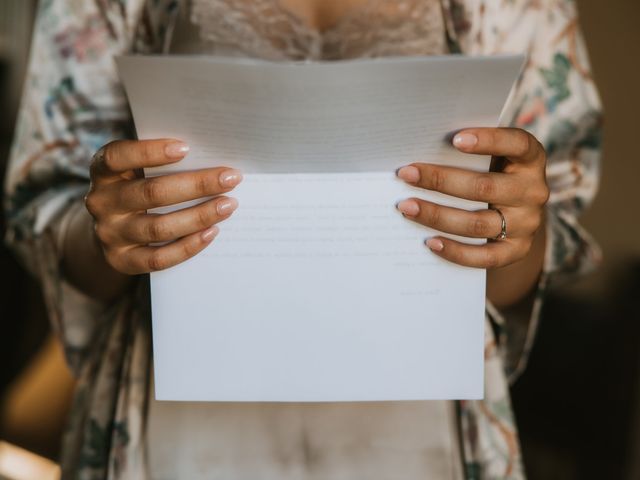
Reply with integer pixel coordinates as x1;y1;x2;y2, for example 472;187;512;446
4;0;601;478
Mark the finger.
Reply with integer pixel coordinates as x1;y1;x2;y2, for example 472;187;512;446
109;226;220;274
113;167;243;211
396;163;523;205
397;200;534;239
91;139;189;177
425;236;527;269
116;196;238;244
452;128;544;165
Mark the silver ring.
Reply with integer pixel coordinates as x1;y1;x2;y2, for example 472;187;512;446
489;207;507;240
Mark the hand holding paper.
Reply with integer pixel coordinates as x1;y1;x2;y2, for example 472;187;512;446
396;126;549;271
116;54;525;401
85;139;244;274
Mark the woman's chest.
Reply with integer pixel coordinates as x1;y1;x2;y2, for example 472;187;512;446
171;0;450;60
277;0;370;33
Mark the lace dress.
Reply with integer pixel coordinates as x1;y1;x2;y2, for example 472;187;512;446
148;1;463;478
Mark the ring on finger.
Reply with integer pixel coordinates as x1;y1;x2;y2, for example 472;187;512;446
489;207;507;240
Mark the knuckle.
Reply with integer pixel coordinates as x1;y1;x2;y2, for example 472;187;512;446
147;218;171;242
449;247;465;265
474;174;495;199
517;130;533;157
84;191;100;216
139;142;154;165
101;142;119;171
471;217;490;237
423;203;441;227
538;184;551;205
103;249;116;268
197;203;215;227
148;250;168;272
526;183;550;206
523;212;542;234
183;241;197;259
524;130;545;154
194;174;210;197
488;129;499;146
94;222;112;245
511;240;532;264
427;166;446;191
484;250;501;269
142;178;166;205
534;209;545;230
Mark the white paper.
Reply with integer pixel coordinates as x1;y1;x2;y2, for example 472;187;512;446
117;54;524;402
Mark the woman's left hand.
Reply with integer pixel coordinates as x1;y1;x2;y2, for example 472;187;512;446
396;127;549;269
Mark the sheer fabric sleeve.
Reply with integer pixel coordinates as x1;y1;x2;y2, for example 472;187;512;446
451;0;602;380
2;0;157;374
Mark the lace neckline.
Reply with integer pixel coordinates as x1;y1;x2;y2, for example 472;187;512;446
185;0;449;61
272;0;377;37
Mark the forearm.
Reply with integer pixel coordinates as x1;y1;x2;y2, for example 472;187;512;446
486;215;546;309
52;199;133;302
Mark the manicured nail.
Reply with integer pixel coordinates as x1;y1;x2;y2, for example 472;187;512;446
202;225;220;242
216;197;239;216
219;169;243;188
396;199;420;217
165;141;190;159
453;133;478;149
426;238;444;252
396;166;420;183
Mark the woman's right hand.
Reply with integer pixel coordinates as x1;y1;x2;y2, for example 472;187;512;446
85;139;243;275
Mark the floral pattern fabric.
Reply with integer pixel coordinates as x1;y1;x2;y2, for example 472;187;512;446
3;0;601;479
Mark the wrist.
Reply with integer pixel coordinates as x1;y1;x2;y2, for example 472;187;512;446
57;199;134;302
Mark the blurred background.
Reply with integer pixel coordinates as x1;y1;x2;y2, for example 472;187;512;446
0;0;638;479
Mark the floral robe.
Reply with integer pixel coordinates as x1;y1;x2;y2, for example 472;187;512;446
3;0;602;478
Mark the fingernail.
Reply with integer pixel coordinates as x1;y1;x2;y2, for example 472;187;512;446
396;199;420;217
165;141;190;159
202;225;220;242
216;197;239;216
220;169;243;188
453;133;478;149
396;166;420;183
426;238;444;252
